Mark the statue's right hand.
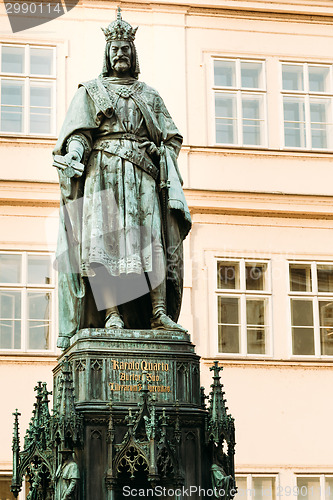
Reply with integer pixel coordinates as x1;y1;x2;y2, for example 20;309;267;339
63;152;83;178
64;151;79;165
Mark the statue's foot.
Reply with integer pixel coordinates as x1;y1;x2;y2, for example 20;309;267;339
105;313;124;329
150;313;187;333
57;336;70;351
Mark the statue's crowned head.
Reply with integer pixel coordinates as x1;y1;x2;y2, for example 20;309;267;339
101;7;140;79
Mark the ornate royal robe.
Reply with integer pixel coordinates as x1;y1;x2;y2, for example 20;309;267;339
53;76;191;345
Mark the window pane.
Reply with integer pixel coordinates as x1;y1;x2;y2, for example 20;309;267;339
0;291;21;349
242;95;262;119
246;299;266;325
215;93;236;118
310;98;331;149
218;297;240;353
0;319;21;349
28;320;50;349
0;476;15;499
28;291;51;350
1;80;23;133
291;299;314;326
292;327;315;355
242;95;263;145
282;64;304;91
218;296;239;324
1;80;23;105
30;110;51;134
297;477;320;500
290;264;312;292
283;97;306;147
0;254;22;283
218;325;240;353
28;292;51;320
30;85;51;107
291;300;315;354
325;478;333;500
235;477;247;499
28;255;52;284
241;62;263;89
253;477;275;500
30;84;52;134
309;66;330;93
319;301;333;355
1;106;23;133
215;93;237;144
30;47;53;75
217;262;240;289
214;60;236;87
1;46;24;73
245;263;267;290
0;290;21;318
317;265;333;293
216;118;236;144
247;328;266;354
247;299;266;355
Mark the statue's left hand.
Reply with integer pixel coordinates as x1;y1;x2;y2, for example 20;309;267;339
57;336;70;350
139;141;160;162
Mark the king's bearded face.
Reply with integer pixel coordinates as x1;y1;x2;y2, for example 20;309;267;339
109;41;132;74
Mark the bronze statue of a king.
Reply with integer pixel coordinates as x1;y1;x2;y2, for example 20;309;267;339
53;8;191;350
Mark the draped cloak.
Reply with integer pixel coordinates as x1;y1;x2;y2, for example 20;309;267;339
53;77;191;342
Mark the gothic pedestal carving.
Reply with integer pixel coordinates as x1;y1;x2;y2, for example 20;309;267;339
11;329;236;500
54;329;206;499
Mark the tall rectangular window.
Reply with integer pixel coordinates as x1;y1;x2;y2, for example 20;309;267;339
236;475;276;500
213;59;266;147
282;63;333;149
0;252;55;351
216;259;271;355
296;475;333;500
0;44;56;135
289;262;333;356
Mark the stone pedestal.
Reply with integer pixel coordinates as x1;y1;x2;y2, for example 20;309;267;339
11;329;236;500
54;328;201;408
53;329;208;500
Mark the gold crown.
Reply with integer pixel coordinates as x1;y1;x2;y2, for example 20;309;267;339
101;7;138;43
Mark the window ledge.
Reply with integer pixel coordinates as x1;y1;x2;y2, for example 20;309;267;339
202;356;333;368
0;135;57;146
0;353;58;363
184;144;333;158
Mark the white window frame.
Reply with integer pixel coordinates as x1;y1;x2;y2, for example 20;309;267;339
294;474;333;500
288;260;333;359
0;42;57;137
211;57;268;147
280;61;333;151
214;258;272;358
236;474;278;500
0;251;56;353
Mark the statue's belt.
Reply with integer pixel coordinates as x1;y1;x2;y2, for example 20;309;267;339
93;140;158;181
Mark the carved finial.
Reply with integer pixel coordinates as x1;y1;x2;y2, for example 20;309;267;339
210;360;223;378
11;409;22;497
117;6;122;21
126;408;135;432
12;409;20;449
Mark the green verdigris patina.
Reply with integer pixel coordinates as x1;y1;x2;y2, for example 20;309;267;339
53;8;191;349
11;10;237;500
